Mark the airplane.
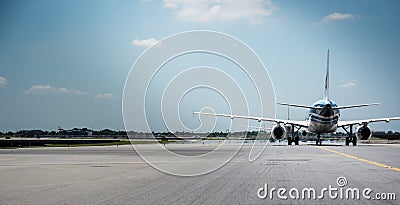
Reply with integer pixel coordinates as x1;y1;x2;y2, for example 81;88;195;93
195;50;400;146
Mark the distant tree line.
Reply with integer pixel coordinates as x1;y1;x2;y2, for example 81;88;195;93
0;129;399;140
0;128;127;138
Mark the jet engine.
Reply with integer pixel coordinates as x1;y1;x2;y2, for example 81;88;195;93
356;125;372;140
271;124;286;139
301;129;307;137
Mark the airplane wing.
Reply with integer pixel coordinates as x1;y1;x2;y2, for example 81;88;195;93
338;117;400;127
194;112;308;127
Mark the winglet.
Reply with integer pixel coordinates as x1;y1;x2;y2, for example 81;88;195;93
324;49;330;100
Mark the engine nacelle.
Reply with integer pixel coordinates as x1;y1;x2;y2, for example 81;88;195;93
356;125;372;140
271;124;286;140
301;129;307;137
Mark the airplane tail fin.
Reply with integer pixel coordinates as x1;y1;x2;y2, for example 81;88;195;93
324;49;330;101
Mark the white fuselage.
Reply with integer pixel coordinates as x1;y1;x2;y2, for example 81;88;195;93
307;100;340;134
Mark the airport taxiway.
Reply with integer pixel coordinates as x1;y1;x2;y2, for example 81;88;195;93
0;141;398;204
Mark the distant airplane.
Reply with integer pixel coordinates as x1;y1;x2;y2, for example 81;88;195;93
195;50;400;146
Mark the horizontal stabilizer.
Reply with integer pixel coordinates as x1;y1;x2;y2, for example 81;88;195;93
334;103;379;109
277;103;315;109
278;102;380;110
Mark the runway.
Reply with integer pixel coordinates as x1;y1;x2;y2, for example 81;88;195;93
0;141;399;204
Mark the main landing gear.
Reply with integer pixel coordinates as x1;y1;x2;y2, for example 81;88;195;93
342;124;357;146
288;125;300;145
288;136;299;145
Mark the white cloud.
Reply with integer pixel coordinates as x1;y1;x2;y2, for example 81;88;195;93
24;85;87;95
322;12;355;23
163;0;274;23
0;76;7;88
131;38;159;47
96;93;114;99
339;80;357;88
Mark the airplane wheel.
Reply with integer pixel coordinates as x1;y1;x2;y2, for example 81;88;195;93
288;137;292;145
319;139;322;146
345;137;350;146
316;138;319;145
352;137;357;146
294;137;299;145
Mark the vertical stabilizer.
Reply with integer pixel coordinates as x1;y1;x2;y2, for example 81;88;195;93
324;49;330;100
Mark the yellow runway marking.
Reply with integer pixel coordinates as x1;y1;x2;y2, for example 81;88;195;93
316;146;400;172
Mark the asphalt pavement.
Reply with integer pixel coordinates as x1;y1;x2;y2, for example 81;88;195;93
0;141;398;204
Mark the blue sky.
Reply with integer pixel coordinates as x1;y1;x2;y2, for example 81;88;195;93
0;0;399;132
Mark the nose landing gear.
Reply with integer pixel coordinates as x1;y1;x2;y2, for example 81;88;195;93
316;134;322;146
